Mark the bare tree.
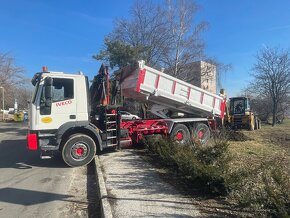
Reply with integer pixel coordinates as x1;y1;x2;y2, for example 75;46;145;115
162;0;207;78
94;0;209;117
277;95;290;123
95;0;207;71
251;96;272;123
251;47;290;126
207;59;232;92
109;0;169;67
0;52;27;109
0;53;24;85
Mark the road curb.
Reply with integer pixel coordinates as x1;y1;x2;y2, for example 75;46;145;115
94;156;113;218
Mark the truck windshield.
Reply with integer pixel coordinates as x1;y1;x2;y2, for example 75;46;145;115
230;99;245;114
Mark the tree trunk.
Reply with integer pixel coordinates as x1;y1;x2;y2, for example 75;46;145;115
272;102;277;127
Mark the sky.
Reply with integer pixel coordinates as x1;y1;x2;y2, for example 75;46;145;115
0;0;290;97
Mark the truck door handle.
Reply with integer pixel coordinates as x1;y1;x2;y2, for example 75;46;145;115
70;115;76;119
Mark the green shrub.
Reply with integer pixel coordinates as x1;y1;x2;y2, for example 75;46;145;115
144;132;231;194
144;131;290;217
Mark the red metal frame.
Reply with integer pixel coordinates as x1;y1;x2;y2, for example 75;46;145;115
208;118;217;130
155;74;160;89
120;119;168;143
172;81;177;94
136;69;146;92
220;98;227;119
187;87;191;99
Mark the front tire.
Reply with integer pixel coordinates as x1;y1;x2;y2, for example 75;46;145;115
62;134;96;167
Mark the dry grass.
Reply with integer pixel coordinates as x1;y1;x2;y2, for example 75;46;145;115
228;120;290;171
226;120;290;217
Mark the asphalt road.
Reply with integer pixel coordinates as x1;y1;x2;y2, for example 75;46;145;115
0;122;99;218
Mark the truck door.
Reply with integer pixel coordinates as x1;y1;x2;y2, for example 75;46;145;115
37;77;77;130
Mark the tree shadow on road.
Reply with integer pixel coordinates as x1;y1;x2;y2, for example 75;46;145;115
0;187;73;206
0;138;68;169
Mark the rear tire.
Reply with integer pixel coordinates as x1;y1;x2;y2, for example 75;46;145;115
191;123;211;145
170;124;190;145
62;134;96;167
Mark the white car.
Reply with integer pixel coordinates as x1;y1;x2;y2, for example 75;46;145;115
120;111;140;120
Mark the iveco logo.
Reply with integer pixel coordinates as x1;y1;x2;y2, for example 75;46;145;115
56;100;72;107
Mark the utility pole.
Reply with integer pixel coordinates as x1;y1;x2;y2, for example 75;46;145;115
0;87;4;121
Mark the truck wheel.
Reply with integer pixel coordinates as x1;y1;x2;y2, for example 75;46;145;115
258;120;261;129
254;118;259;130
62;134;96;167
249;120;255;131
170;124;190;145
191;123;211;145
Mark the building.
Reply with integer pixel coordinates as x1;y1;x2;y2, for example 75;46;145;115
165;61;217;94
184;61;217;94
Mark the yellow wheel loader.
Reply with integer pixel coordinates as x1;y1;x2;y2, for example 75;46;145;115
228;97;261;130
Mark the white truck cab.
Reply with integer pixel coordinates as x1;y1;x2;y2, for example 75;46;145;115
30;71;89;130
27;69;104;167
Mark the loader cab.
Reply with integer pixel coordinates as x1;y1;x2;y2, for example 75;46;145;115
29;69;90;131
229;97;251;115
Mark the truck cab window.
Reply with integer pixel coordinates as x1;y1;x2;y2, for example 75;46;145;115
40;78;74;115
52;78;74;102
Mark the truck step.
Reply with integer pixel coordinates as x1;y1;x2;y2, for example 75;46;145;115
40;155;52;159
107;136;117;139
106;121;116;124
38;133;55;138
120;140;132;144
41;145;58;150
106;143;117;147
106;129;117;132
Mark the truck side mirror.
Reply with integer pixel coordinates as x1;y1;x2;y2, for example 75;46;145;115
45;85;52;99
45;77;53;86
43;77;53;108
44;77;53;99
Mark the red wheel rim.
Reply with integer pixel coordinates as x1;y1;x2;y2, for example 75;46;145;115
71;142;89;160
176;131;183;140
198;130;204;139
76;147;84;156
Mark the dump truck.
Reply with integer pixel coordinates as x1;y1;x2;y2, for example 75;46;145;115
27;61;227;167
